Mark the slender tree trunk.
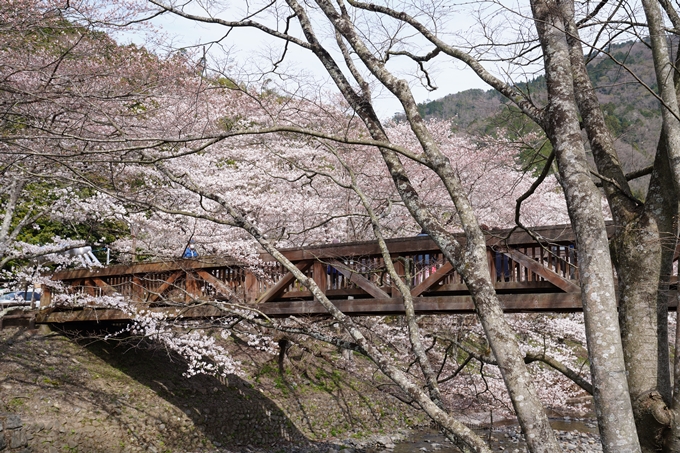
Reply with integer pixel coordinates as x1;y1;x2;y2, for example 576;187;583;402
530;1;640;451
287;1;562;450
347;163;445;409
671;281;680;451
641;0;680;193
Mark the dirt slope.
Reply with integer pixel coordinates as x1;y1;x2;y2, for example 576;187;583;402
0;326;424;453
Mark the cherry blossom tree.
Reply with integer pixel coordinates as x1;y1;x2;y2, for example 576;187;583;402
85;1;680;452
0;0;198;285
11;1;679;452
82;1;595;451
1;1;581;452
61;71;573;452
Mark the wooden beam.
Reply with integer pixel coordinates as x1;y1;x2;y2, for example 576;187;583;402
391;260;405;297
132;276;144;301
62;279;83;291
91;278;118;296
148;271;183;303
52;257;240;280
502;249;580;293
327;260;391;300
51;222;617;282
257;261;313;304
195;270;237;300
36;293;586;323
257;293;584;316
277;280;569;300
312;261;327;297
185;272;200;302
244;271;258;303
411;262;454;297
40;287;52;308
270;222;597;262
83;279;96;297
36;305;226;323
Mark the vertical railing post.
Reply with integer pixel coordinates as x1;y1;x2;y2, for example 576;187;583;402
40;286;52;307
392;259;405;296
488;248;496;283
313;261;327;300
132;276;143;302
84;279;96;297
185;272;200;302
245;270;258;303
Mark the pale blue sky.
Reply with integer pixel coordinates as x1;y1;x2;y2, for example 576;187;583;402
123;6;492;119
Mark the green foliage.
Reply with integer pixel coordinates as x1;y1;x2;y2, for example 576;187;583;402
480;105;543;140
8;397;25;410
215;77;239;89
217;114;244;131
0;180;130;267
412;38;660;177
517;139;553;177
17;216;127;248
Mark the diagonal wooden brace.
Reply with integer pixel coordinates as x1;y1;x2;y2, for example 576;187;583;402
148;270;183;303
257;261;313;304
91;278;119;296
411;262;454;297
502;249;580;293
196;270;237;301
327;259;391;300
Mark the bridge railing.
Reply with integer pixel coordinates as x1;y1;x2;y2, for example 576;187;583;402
43;224;584;309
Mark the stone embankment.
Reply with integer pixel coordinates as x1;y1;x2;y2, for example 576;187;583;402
0;413;30;453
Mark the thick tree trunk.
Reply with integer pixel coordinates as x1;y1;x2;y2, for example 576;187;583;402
613;214;673;452
653;135;680;453
561;1;679;448
616;135;677;453
530;1;640;451
635;3;680;450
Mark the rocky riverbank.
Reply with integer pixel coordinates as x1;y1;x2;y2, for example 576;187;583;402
186;425;603;453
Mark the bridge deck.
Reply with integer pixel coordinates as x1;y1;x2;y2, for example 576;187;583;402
35;224;651;324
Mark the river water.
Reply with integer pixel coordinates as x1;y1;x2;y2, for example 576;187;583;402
393;419;600;453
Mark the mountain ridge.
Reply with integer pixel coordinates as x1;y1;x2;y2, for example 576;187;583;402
410;39;661;180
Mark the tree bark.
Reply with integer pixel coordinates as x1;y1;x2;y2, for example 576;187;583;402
530;1;640;451
303;1;563;450
670;285;680;451
641;0;680;195
559;1;676;449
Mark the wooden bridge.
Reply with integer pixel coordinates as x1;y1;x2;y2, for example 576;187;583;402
31;224;623;324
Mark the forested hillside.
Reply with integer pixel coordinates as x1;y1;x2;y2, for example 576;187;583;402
414;40;660;178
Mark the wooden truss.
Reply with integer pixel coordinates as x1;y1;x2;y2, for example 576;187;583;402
37;224;631;324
